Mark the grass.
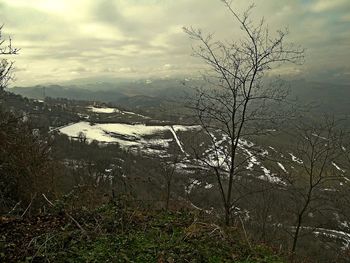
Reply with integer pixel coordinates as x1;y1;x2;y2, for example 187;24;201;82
1;203;285;263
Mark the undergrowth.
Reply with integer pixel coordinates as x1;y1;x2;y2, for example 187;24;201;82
1;202;285;262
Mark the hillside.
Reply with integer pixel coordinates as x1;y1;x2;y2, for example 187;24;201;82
1;90;350;262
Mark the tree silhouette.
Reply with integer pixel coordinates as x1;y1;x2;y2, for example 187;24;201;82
185;0;304;225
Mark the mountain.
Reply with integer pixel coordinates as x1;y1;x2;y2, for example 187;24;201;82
9;78;350;114
289;80;350;115
8;84;128;103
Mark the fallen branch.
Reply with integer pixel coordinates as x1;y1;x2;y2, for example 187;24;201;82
42;194;90;239
42;193;54;206
8;201;21;215
239;215;252;250
21;193;37;218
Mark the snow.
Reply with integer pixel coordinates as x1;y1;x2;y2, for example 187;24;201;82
122;110;149;119
169;125;201;154
238;139;284;184
312;227;350;249
87;106;120;114
60;121;167;146
185;179;201;194
280;225;350;250
58;121;199;153
342;176;350;183
289;153;303;164
49;122;76;133
340;221;349;229
332;162;346;173
169;126;185;153
312;133;328;140
143;148;168;156
87;105;151;118
238;140;258;171
322;188;337;192
238;138;254;148
277;162;287;173
259;167;283;184
268;146;277;152
330;163;349;183
260;150;269;156
77;113;90;119
201;133;284;184
201;134;284;184
203;133;230;171
204;183;214;189
175;162;203;173
173;125;201;132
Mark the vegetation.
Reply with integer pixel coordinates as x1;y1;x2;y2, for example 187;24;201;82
1;201;287;263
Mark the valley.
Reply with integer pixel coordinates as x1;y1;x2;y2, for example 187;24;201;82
28;97;348;255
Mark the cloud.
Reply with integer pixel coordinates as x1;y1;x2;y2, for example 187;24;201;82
310;0;349;13
163;64;174;70
0;0;349;85
72;66;89;73
14;66;27;72
118;67;134;73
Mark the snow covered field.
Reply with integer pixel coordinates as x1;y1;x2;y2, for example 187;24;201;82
87;106;120;114
58;119;291;185
59;120;303;185
87;106;149;118
59;121;201;153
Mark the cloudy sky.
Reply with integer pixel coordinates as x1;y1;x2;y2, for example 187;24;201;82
0;0;349;86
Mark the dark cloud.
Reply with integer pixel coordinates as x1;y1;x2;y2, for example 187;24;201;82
93;0;135;31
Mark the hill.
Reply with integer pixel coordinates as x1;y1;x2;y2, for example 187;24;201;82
1;89;350;262
8;78;350;119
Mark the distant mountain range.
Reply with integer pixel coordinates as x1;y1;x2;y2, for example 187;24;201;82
7;78;350;116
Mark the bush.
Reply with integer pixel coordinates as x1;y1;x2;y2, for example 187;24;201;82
0;107;55;214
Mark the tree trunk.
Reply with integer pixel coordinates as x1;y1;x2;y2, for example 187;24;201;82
165;182;171;211
225;205;230;226
292;219;302;253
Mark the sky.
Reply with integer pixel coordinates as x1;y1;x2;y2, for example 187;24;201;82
0;0;349;86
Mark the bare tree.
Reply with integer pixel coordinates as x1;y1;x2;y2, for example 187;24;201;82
0;25;19;90
160;154;179;211
281;117;345;255
184;0;304;225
